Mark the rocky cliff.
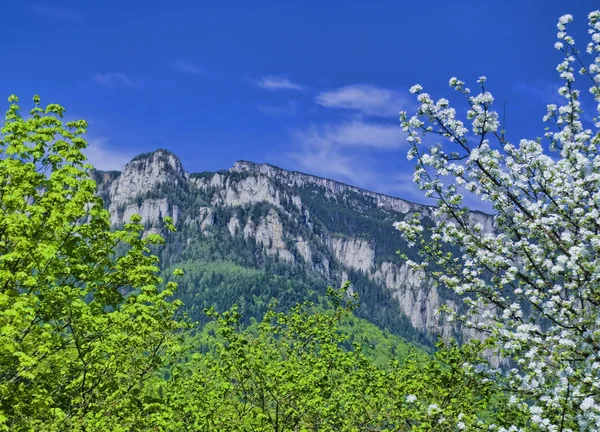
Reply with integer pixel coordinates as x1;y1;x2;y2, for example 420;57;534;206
91;149;496;346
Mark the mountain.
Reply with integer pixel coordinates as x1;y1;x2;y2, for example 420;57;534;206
90;149;494;348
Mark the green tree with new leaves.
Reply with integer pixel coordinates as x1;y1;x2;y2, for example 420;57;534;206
153;284;524;431
0;95;185;431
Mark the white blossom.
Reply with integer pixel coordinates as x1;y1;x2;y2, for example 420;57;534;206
581;397;595;411
409;84;423;94
405;394;417;403
427;403;440;415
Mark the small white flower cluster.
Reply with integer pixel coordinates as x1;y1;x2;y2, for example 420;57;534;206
396;10;600;431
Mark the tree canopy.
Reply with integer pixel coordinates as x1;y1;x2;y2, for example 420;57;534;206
0;95;184;430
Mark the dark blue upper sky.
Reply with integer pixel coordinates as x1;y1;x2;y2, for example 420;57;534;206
3;0;599;205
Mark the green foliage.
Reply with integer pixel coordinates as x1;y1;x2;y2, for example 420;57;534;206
0;96;185;430
163;257;323;326
149;285;524;431
337;313;426;367
184;301;423;367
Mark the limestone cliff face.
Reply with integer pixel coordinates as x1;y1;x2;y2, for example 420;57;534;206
295;236;313;264
230;161;494;234
322;235;457;340
114;198;179;227
108;150;186;207
227;215;241;236
242;209;294;263
92;151;497;345
231;161;419;215
372;261;451;338
207;175;282;208
331;237;374;273
197;207;214;232
97;149;186;227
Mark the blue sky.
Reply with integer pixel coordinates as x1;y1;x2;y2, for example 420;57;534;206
3;0;599;206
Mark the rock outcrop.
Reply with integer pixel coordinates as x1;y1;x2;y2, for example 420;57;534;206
331;237;375;273
95;149;185;228
242;209;294;263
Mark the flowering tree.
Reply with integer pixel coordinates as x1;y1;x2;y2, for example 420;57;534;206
396;10;600;431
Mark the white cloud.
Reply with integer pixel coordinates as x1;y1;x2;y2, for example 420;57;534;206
285;119;407;188
288;145;371;185
92;73;138;89
292;120;406;150
30;3;80;20
83;137;136;171
256;75;305;91
316;84;410;117
172;59;204;76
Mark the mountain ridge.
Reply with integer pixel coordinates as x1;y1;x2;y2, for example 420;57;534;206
122;149;493;219
89;148;493;350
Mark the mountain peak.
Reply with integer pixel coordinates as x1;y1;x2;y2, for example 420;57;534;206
126;148;186;178
101;149;187;212
130;148;180;164
231;160;261;171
